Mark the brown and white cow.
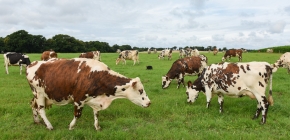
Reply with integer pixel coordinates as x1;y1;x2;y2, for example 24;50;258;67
41;51;58;61
186;62;277;124
79;51;101;61
158;49;172;60
26;58;150;130
162;55;208;89
213;48;218;55
222;49;243;62
116;50;139;65
273;52;290;74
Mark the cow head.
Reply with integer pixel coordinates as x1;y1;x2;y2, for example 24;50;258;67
116;58;122;65
162;76;172;89
21;55;31;66
186;81;200;103
221;57;226;62
117;77;151;108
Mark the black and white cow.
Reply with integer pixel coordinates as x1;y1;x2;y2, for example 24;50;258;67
3;52;31;74
186;62;277;124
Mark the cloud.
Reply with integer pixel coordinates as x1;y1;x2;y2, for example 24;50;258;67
284;5;290;15
212;34;224;41
268;21;286;34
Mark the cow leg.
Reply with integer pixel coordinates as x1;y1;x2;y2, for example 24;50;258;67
31;97;41;124
5;63;9;74
123;59;126;65
19;64;22;75
253;95;269;124
69;103;84;130
218;94;224;113
133;60;136;66
93;110;101;130
176;74;184;89
205;87;212;108
36;95;53;130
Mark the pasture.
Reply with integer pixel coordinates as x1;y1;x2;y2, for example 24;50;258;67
0;51;290;140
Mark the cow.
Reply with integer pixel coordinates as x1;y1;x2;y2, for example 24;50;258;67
147;48;151;54
213;48;218;55
186;62;277;124
26;58;151;131
162;55;208;89
267;49;273;53
191;49;200;57
273;52;290;74
116;50;139;65
79;51;101;61
222;49;243;62
41;50;58;61
158;49;172;60
185;48;199;57
3;52;31;74
179;49;186;58
153;49;157;54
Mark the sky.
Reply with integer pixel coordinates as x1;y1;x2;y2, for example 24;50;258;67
0;0;289;50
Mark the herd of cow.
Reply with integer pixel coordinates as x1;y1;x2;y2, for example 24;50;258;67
2;49;290;131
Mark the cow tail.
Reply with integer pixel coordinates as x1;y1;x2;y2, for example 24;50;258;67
268;74;274;106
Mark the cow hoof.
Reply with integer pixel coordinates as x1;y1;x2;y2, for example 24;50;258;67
96;126;101;131
47;126;53;130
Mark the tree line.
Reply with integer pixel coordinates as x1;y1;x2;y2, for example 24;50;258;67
0;30;230;53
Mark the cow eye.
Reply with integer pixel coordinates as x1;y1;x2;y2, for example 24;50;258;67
142;97;144;100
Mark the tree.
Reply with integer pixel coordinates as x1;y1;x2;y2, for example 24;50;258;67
4;30;33;53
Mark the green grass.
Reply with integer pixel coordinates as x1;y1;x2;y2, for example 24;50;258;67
1;51;290;140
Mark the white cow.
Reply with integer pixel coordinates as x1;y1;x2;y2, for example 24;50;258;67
273;52;290;74
186;62;277;124
116;50;139;65
158;49;172;60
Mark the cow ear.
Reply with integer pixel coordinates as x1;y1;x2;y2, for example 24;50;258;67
132;81;137;88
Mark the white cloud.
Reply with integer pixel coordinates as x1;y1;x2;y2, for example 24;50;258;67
0;0;290;50
268;21;286;34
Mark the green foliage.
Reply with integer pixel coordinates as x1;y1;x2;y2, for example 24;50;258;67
257;45;290;53
1;51;290;139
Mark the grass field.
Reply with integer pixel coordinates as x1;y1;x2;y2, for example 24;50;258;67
0;51;290;140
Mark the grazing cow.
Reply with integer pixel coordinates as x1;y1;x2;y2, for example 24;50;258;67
273;52;290;74
79;51;101;61
116;50;139;65
41;51;58;61
185;48;199;57
147;48;151;54
26;58;151;130
179;49;186;58
191;49;200;57
153;49;157;54
222;49;243;62
158;49;172;60
162;55;208;89
213;48;218;55
116;49;121;53
267;49;273;53
186;62;277;124
3;52;31;74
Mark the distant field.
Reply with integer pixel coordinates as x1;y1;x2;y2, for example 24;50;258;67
0;52;289;140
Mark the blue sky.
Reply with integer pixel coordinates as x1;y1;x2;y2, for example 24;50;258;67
0;0;289;50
